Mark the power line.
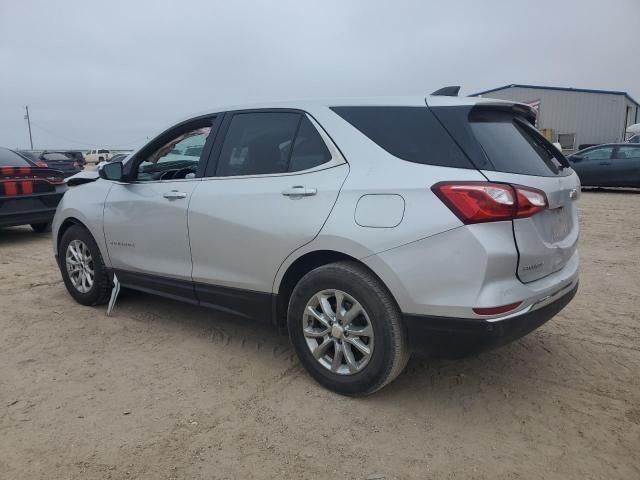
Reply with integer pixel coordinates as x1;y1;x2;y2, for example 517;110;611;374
24;106;34;149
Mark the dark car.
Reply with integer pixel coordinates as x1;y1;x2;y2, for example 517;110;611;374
52;150;86;166
0;147;67;232
567;144;640;188
18;150;83;177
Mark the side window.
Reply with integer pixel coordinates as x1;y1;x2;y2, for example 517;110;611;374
582;147;613;160
288;117;331;172
135;120;213;181
216;112;300;176
616;146;640;159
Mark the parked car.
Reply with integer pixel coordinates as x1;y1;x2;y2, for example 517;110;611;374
1;147;66;232
18;151;83;177
567;144;640;187
52;150;86;166
85;148;112;164
53;96;580;395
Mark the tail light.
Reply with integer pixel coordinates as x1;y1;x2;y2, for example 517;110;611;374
36;161;48;167
431;181;547;224
46;175;65;185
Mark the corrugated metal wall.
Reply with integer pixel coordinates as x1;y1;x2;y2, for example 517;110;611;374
476;87;638;151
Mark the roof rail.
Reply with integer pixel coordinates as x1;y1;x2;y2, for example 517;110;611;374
431;86;460;97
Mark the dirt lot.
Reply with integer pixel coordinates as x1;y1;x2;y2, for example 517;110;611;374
1;191;639;480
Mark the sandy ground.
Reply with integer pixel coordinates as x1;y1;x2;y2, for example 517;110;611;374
1;190;639;480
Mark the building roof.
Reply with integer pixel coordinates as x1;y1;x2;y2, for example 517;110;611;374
472;84;639;106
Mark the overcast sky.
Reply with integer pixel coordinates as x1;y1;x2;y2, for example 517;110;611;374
1;0;638;150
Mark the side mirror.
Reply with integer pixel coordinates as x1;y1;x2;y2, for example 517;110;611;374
570;155;582;163
99;161;124;181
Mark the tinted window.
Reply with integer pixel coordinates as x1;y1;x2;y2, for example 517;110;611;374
616;146;640;159
42;153;71;161
331;106;472;168
289;117;331;172
0;149;32;167
216;112;301;176
17;151;39;161
469;111;565;176
581;147;613;160
98;149;110;154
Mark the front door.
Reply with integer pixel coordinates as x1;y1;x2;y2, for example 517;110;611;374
103;117;217;298
188;111;349;319
571;146;613;186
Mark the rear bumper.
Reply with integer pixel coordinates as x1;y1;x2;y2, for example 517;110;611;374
0;192;64;228
403;281;578;357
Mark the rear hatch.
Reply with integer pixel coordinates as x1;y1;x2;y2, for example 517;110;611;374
41;153;80;173
431;102;580;283
0;166;65;195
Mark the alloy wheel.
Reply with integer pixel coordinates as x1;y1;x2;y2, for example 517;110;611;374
65;239;95;293
302;289;374;375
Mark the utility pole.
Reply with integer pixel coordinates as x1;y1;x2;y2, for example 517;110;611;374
24;105;34;149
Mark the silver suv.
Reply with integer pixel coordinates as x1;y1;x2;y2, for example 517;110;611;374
53;95;580;395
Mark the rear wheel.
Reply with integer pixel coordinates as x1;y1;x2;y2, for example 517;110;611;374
31;222;51;233
59;225;112;306
287;261;409;396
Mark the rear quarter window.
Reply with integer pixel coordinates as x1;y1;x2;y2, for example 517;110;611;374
331;106;473;169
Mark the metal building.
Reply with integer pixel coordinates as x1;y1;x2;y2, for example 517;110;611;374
472;84;639;152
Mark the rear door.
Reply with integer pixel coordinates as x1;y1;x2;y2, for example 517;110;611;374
432;105;580;283
188;110;348;316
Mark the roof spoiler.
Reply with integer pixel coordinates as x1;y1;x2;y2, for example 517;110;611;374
431;86;460;97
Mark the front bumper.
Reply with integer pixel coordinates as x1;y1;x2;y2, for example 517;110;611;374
403;281;578;358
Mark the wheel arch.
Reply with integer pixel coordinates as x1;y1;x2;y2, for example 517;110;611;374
273;249;399;328
56;217;88;251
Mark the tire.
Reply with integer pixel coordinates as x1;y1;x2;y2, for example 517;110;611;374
31;222;51;233
287;261;409;396
58;225;112;306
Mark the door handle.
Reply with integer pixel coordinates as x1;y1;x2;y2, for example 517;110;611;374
599;162;612;166
163;190;187;200
281;186;317;198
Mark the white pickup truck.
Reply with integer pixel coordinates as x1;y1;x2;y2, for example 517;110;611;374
85;149;112;164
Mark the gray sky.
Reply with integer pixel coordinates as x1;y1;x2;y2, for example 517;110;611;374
1;0;638;150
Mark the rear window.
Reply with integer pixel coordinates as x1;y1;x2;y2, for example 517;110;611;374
0;149;32;167
469;110;566;176
331;106;473;169
42;153;71;161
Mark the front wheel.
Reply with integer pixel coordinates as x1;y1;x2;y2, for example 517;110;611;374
59;225;112;306
287;261;409;396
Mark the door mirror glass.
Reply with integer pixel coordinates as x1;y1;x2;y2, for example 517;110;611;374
99;161;124;181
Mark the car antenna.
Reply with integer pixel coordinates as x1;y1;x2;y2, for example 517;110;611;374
431;86;461;97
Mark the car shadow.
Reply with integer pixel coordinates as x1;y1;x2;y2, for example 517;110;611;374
0;226;51;245
109;289;558;401
581;187;640;194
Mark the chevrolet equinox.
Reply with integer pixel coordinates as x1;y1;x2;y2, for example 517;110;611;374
53;95;580;395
